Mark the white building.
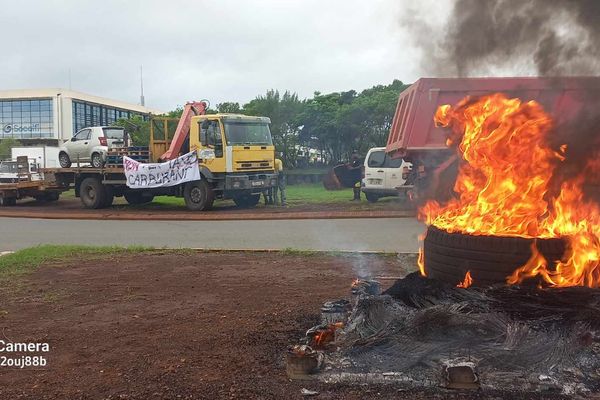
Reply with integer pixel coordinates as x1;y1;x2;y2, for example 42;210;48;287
0;89;163;145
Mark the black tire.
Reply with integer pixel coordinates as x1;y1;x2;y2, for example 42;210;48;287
423;225;566;287
232;193;261;208
365;192;379;203
102;186;114;208
183;180;214;211
91;153;104;168
59;152;71;168
34;192;60;202
79;177;107;209
124;192;154;205
0;196;16;207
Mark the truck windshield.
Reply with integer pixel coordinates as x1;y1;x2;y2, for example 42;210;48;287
223;121;272;145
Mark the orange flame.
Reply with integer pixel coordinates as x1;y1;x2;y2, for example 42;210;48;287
417;247;426;277
456;271;473;288
313;322;344;347
351;278;360;287
420;93;600;287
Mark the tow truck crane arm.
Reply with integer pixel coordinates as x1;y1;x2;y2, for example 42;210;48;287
160;101;208;161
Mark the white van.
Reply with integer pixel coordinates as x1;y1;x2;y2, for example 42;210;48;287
361;147;412;202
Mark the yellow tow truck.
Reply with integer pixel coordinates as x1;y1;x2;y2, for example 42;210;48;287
150;101;277;210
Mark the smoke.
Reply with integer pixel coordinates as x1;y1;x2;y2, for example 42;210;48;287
403;0;600;202
410;0;600;78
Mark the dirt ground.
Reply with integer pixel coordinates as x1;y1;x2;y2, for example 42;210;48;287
0;197;415;221
0;251;416;400
0;251;569;400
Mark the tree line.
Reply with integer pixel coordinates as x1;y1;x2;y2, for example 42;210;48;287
120;79;409;168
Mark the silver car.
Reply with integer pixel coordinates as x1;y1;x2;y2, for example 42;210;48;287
59;126;125;168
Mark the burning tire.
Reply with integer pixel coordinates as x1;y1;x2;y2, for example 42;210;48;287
423;226;567;287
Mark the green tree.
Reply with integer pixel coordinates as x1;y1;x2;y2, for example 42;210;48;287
297;79;409;164
216;102;241;113
243;90;304;167
115;115;151;146
0;138;21;160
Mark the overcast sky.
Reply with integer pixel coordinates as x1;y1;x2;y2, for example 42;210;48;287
0;0;451;111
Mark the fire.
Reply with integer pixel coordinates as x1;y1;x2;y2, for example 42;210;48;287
417;247;426;277
313;322;344;347
456;271;473;288
420;93;600;287
351;278;360;287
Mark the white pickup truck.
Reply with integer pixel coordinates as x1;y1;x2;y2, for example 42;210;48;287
361;147;413;202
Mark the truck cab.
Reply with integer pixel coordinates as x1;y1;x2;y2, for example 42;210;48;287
0;158;42;183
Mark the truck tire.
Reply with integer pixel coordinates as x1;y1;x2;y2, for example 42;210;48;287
34;192;60;202
423;225;566;287
79;177;108;209
124;192;154;205
184;180;214;211
103;186;115;208
233;193;261;208
0;196;16;207
59;152;72;168
365;192;379;203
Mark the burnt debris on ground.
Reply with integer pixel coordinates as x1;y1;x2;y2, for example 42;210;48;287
295;272;600;396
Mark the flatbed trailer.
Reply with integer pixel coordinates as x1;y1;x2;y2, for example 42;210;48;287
0;179;65;206
40;166;180;209
1;162;277;211
0;166;157;208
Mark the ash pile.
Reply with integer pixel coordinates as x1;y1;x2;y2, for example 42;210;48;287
291;274;600;396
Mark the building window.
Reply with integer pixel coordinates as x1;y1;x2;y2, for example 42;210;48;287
71;100;146;134
0;98;54;139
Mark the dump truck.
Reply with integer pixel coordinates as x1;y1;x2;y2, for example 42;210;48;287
0;101;278;210
385;77;600;202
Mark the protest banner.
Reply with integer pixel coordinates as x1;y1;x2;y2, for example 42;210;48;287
123;151;201;189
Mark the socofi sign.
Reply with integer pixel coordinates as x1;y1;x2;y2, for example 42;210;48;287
2;123;41;134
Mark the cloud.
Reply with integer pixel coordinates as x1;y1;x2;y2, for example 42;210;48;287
1;0;422;111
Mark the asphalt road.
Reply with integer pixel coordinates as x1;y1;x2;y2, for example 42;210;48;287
0;217;425;253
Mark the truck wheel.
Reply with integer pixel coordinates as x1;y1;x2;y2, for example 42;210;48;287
91;153;104;168
103;186;115;208
124;192;154;205
365;193;379;203
184;180;214;211
79;177;107;209
59;152;72;168
233;194;261;208
34;192;60;202
0;196;16;207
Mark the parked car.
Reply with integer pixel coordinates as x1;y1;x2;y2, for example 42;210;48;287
59;126;125;168
361;147;413;202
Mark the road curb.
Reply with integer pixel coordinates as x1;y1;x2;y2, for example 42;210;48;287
0;209;415;221
188;248;417;255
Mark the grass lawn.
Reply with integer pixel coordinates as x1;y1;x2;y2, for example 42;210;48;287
286;183;353;204
138;183;356;208
0;245;150;277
